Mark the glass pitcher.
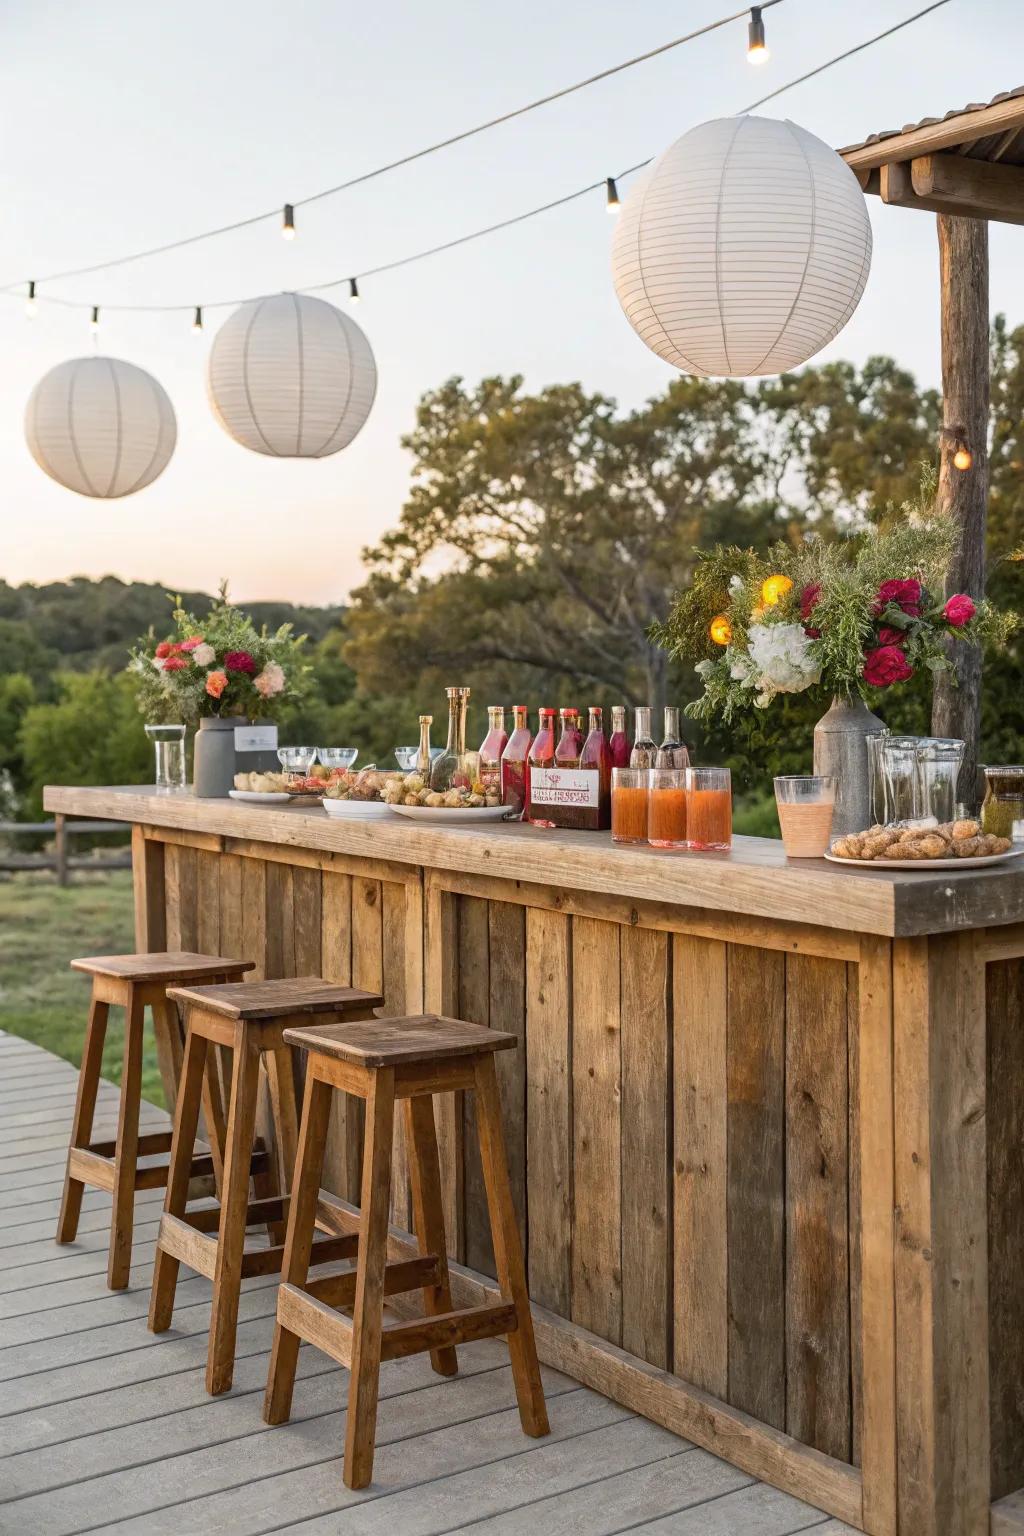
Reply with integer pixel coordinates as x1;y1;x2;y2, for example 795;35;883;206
145;724;186;793
879;735;919;824
915;738;965;824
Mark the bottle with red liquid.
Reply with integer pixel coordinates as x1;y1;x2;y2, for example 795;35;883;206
478;706;508;798
579;706;611;830
555;709;581;768
608;705;630;769
568;708;584;756
500;705;532;814
526;708;557;820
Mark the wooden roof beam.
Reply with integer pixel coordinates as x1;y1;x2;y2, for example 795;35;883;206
877;153;1024;226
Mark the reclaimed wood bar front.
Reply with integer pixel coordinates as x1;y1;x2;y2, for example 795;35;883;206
44;784;1024;1535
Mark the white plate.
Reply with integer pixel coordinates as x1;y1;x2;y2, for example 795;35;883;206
387;803;512;825
824;846;1024;871
322;798;393;819
229;790;291;803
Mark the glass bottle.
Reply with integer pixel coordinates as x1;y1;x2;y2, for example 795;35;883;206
478;707;508;797
555;708;581;768
568;707;584;756
430;686;471;792
656;705;690;770
580;705;611;830
415;715;433;778
630;706;657;769
501;705;532;814
608;705;630;769
981;765;1024;840
527;708;557;818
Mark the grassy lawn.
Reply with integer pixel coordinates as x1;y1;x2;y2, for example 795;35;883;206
0;871;167;1108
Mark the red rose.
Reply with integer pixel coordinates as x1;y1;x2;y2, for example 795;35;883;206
863;644;914;688
944;594;976;628
154;640;173;659
800;582;822;621
178;636;204;651
876;626;905;646
224;650;257;674
873;578;922;618
162;656;188;672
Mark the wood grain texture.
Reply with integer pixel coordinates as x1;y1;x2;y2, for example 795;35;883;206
382;879;412;1228
292;866;322;977
240;857;267;981
425;880;462;1257
727;943;786;1430
525;907;572;1315
620;925;670;1370
571;915;622;1346
458;895;491;1274
987;957;1024;1500
165;842;198;953
488;900;528;1258
319;869;357;1202
847;961;863;1473
264;860;296;980
673;933;728;1395
195;850;221;959
784;954;850;1462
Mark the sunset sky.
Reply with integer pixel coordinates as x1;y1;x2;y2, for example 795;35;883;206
1;0;1021;605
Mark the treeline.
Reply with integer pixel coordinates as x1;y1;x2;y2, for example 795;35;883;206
4;318;1024;819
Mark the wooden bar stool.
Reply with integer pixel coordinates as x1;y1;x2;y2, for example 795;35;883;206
264;1013;549;1489
57;951;254;1290
149;977;384;1395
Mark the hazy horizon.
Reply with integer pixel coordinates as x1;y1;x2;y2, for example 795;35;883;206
2;0;1021;604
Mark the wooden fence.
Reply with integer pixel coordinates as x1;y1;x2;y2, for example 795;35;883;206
0;814;131;884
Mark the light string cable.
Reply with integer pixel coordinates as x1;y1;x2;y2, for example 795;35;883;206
2;1;785;293
6;0;950;319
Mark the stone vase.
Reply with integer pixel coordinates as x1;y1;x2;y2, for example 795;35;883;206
192;716;238;799
813;694;886;837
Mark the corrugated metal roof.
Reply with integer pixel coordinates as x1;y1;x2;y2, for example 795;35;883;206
838;85;1024;156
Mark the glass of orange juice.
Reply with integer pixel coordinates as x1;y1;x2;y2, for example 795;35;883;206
773;775;836;858
611;768;649;844
685;767;732;851
648;769;687;849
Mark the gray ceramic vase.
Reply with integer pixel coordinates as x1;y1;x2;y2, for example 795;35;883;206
192;716;238;799
813;694;886;837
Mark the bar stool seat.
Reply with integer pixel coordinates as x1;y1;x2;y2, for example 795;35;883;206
58;950;255;1290
149;976;384;1396
264;1012;550;1489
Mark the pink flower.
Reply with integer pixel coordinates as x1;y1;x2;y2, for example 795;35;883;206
162;656;188;672
944;594;976;628
205;670;228;699
178;636;204;652
254;661;286;698
224;650;257;674
800;583;821;621
873;578;922;618
876;626;905;647
192;642;216;667
863;645;914;688
154;640;173;659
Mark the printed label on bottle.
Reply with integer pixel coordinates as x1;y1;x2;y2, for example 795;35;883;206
529;767;600;808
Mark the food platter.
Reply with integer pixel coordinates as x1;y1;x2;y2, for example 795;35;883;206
387;804;513;825
322;798;393;820
825;846;1024;871
229;790;291;803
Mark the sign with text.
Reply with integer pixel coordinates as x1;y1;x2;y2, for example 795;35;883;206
234;723;279;754
529;767;599;809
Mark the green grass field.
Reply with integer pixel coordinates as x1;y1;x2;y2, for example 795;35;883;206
0;871;166;1108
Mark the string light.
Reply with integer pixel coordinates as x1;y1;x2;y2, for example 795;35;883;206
747;6;769;63
25;281;37;318
953;445;973;471
942;425;973;471
349;277;360;303
90;305;100;332
282;204;296;240
192;306;204;333
605;177;620;213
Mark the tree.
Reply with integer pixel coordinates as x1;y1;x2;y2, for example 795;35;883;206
18;673;151;818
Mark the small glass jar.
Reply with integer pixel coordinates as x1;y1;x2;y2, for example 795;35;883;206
611;768;648;844
145;724;186;793
981;766;1024;841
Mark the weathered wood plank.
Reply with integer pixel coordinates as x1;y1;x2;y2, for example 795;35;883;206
265;860;296;979
293;865;323;977
240;857;267;981
784;954;851;1462
847;961;863;1473
986;957;1024;1500
487;900;528;1255
425;880;462;1257
673;933;728;1395
525;907;572;1316
459;894;492;1274
728;943;786;1430
195;848;221;958
382;879;412;1229
320;871;358;1203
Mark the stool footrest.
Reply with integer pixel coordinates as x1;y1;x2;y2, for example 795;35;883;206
380;1303;518;1362
159;1213;218;1279
89;1130;176;1158
158;1212;358;1282
183;1193;287;1234
303;1254;441;1310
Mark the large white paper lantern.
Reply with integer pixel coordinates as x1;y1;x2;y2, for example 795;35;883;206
207;292;376;457
612;115;872;378
25;357;177;498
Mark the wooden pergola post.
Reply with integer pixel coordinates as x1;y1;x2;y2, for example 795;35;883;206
930;218;990;801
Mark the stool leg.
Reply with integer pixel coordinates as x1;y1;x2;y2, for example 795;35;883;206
473;1054;550;1438
107;987;145;1290
149;1024;210;1332
264;1069;333;1426
264;1045;301;1244
57;990;109;1245
206;1034;261;1395
405;1095;458;1377
344;1067;396;1491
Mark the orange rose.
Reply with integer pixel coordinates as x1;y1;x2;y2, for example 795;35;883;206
205;670;228;699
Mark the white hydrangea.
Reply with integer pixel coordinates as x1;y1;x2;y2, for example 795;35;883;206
741;622;821;704
193;642;216;667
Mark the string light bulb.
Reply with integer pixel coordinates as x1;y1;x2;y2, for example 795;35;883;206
953;445;973;471
747;6;769;64
606;177;620;214
761;573;793;607
710;615;733;646
192;306;204;333
282;204;296;240
25;281;37;319
349;277;360;303
90;305;100;333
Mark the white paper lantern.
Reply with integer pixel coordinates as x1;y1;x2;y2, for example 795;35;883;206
612;115;873;378
207;292;376;457
25;357;177;498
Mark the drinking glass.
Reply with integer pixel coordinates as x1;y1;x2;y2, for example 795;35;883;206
394;747;417;772
865;730;889;826
145;724;186;793
647;769;687;849
774;775;836;858
317;748;358;771
685;767;732;851
611;768;648;845
277;747;317;779
879;736;919;824
915;738;964;823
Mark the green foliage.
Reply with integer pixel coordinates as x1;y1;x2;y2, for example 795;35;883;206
19;672;151;817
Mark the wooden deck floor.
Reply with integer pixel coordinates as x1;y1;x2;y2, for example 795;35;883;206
0;1031;855;1535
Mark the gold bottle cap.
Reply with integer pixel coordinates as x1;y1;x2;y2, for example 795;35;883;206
418;715;432;724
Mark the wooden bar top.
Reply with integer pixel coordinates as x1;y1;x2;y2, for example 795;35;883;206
43;783;1024;938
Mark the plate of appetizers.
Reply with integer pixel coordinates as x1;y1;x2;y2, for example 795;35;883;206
825;818;1023;869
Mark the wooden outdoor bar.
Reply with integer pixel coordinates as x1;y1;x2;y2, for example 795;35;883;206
43;784;1024;1535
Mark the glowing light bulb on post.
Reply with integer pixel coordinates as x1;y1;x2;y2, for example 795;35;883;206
761;574;793;606
747;6;769;64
